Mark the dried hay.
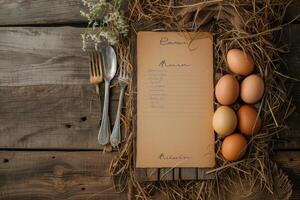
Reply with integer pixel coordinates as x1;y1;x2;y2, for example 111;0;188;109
109;0;295;199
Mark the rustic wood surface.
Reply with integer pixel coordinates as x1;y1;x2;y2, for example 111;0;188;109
0;151;126;200
0;27;88;86
0;85;120;149
0;0;299;199
0;0;299;25
0;151;298;200
0;0;86;25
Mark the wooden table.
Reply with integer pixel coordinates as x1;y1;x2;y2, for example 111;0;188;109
0;1;299;199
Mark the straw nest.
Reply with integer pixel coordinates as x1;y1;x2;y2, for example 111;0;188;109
108;0;296;199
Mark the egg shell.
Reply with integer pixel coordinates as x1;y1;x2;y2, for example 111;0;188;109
212;106;237;137
237;105;261;136
215;74;239;105
240;74;264;104
221;133;247;161
227;49;254;76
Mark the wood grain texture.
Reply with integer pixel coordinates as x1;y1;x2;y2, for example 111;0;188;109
0;27;89;86
285;0;300;22
274;24;300;150
0;0;86;25
272;151;300;200
0;0;297;26
0;151;298;200
0;85;120;149
0;151;126;200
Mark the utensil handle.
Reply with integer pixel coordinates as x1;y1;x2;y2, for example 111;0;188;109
110;87;125;147
98;81;111;145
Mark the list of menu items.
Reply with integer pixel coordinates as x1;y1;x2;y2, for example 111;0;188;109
136;32;215;168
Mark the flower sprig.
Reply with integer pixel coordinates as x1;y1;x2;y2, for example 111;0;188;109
80;0;128;50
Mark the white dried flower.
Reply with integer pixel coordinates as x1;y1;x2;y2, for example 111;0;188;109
80;0;128;49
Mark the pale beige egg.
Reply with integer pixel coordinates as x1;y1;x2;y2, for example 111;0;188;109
215;74;239;105
221;133;247;161
240;74;264;104
227;49;254;76
213;106;237;137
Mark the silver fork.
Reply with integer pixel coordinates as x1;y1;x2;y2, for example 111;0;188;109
110;65;129;147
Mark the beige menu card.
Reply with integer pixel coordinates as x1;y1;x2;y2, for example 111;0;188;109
136;31;215;168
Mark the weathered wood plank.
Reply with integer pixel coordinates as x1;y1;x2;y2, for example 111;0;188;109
0;0;86;25
0;27;89;86
0;151;126;200
1;151;295;200
274;24;300;150
285;0;300;22
272;151;300;200
0;0;297;26
0;85;121;149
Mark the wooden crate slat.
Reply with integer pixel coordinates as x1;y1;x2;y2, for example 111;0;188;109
147;169;159;181
159;168;174;181
174;168;180;180
198;168;215;180
135;168;148;182
181;168;198;180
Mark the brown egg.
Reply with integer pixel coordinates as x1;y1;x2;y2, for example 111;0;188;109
237;105;261;136
227;49;254;76
221;133;247;161
212;106;237;137
240;74;264;104
215;74;239;105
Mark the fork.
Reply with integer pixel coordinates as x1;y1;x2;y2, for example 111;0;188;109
89;51;103;94
110;65;129;147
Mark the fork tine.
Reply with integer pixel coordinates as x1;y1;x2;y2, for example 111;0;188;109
93;52;97;76
96;52;102;77
94;52;99;76
97;52;103;78
94;52;98;76
90;52;94;76
93;52;98;76
89;52;94;76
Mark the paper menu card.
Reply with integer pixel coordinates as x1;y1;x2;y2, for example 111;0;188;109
136;31;215;168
